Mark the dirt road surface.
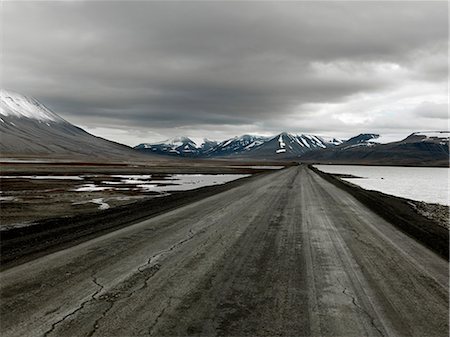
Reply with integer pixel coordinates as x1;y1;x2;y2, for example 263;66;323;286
1;166;448;337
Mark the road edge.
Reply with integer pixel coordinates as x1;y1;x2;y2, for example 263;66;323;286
0;171;273;270
308;165;449;260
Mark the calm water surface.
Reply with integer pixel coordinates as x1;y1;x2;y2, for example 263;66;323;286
314;165;449;205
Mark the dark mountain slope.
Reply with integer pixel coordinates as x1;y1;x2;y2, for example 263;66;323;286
0;90;145;160
300;132;449;166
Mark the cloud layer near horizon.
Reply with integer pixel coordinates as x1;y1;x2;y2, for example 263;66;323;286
2;1;448;146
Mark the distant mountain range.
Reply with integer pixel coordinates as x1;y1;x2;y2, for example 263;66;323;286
135;133;344;158
135;131;449;166
1;90;448;166
135;136;218;157
0;90;143;159
300;131;449;166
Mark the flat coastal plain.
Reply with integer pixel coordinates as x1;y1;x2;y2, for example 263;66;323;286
1;166;448;337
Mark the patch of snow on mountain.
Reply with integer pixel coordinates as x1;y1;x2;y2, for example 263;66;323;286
278;135;286;149
414;131;449;140
0;89;64;122
319;136;343;145
244;140;264;150
293;137;302;146
344;143;377;149
311;135;326;148
189;137;205;147
375;134;408;144
299;136;310;148
221;138;234;147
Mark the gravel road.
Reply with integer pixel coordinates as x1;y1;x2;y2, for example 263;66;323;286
1;166;448;337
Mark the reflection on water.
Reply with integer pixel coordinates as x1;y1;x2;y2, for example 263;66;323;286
315;165;449;205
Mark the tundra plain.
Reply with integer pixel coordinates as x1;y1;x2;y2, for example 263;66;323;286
0;165;448;337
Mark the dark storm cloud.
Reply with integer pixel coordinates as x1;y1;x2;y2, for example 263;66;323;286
2;1;448;144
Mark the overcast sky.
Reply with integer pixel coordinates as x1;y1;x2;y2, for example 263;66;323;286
2;1;448;146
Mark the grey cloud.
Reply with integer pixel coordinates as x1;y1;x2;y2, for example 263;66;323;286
2;1;448;143
413;102;448;120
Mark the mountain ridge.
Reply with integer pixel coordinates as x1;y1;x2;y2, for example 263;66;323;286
135;131;449;166
300;131;449;166
135;132;345;158
0;89;146;160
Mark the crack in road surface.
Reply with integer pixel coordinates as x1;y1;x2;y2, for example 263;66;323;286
337;275;385;337
147;297;173;336
42;277;104;337
137;228;207;272
85;228;202;336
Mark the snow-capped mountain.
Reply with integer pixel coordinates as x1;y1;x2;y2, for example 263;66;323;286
300;131;449;166
403;131;449;144
135;132;344;158
135;135;272;157
235;132;343;159
135;137;220;156
134;130;448;165
200;139;218;153
0;89;142;159
135;136;200;156
0;90;66;123
339;133;380;149
205;135;269;156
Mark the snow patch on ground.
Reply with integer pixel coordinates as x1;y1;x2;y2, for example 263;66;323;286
91;198;110;210
73;184;112;192
0;222;33;231
111;175;152;179
73;198;110;210
0;196;18;202
1;175;84;180
228;166;284;170
0;158;55;163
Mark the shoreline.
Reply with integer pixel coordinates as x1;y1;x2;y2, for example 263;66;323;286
309;165;449;260
0;171;269;270
302;161;449;168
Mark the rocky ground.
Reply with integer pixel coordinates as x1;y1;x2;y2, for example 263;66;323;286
0;161;279;228
410;201;449;230
0;162;277;267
